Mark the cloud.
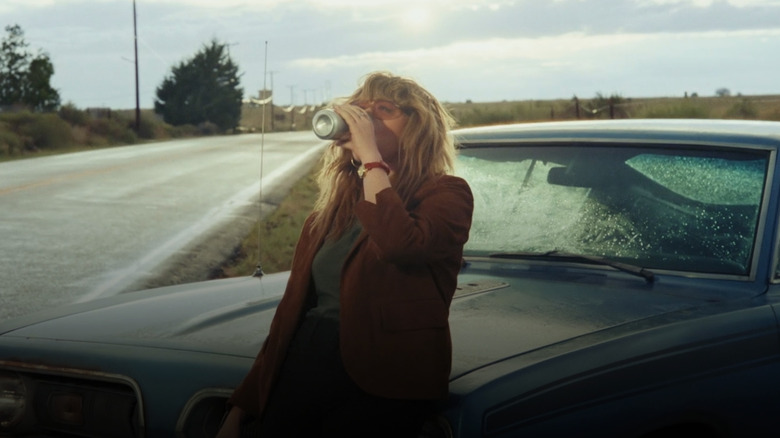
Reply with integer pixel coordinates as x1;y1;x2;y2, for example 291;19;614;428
0;0;527;16
153;0;521;9
636;0;780;6
0;0;117;13
291;27;780;71
284;26;780;102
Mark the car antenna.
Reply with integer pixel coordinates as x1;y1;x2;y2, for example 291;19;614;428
253;41;269;278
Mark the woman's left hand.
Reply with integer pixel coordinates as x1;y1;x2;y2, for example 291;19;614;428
333;104;383;164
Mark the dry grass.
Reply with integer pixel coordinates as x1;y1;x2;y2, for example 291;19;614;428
217;163;320;277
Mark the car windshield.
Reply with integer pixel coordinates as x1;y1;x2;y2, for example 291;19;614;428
456;144;769;276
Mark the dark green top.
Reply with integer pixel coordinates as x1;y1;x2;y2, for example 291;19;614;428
307;222;363;320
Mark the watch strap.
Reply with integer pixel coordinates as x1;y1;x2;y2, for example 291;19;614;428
358;161;391;178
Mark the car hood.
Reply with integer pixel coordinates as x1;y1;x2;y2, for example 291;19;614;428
0;275;289;357
447;266;761;378
0;266;758;378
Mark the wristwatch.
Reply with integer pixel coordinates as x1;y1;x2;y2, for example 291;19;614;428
357;161;391;178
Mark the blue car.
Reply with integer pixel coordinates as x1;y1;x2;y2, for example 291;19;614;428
2;119;780;437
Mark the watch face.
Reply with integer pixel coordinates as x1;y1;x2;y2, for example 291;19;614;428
357;165;367;178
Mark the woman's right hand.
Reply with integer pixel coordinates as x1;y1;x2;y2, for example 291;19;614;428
333;104;382;164
215;406;245;438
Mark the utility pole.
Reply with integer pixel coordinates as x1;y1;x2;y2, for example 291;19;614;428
268;70;277;131
133;0;140;131
288;85;296;131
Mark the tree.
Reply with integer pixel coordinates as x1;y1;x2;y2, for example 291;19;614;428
715;88;731;97
154;39;243;131
0;24;60;111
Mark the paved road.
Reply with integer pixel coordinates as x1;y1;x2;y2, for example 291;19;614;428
0;132;325;321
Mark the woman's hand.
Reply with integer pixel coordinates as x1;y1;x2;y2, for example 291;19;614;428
333;104;383;164
333;103;392;203
215;407;245;438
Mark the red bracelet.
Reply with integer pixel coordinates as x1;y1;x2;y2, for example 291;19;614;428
358;161;391;178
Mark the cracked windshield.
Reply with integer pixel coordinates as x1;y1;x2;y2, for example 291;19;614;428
458;146;767;275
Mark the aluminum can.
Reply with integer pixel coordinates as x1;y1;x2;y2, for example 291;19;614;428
312;109;348;140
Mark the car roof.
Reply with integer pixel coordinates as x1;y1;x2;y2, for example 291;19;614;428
453;119;780;148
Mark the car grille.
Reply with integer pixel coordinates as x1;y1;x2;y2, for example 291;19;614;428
1;363;142;437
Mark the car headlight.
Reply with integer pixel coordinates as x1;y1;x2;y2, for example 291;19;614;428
0;371;27;431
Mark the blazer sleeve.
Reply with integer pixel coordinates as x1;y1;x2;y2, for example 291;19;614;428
354;175;473;265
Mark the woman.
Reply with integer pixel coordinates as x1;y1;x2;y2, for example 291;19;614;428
217;71;473;437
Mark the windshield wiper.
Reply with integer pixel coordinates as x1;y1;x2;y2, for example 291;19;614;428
489;250;655;283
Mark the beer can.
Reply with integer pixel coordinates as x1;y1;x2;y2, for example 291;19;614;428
312;109;348;140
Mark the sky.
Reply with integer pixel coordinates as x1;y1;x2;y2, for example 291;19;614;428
3;0;780;109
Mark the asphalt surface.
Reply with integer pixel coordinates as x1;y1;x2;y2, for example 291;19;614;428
0;131;325;321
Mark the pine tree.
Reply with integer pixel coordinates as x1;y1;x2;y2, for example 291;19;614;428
154;39;243;132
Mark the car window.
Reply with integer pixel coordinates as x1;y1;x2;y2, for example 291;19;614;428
456;145;768;276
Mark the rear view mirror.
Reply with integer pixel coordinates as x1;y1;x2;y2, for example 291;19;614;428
547;166;614;188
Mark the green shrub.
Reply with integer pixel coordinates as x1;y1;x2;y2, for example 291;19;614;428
0;111;36;129
0;112;73;151
136;113;165;140
0;126;23;155
87;118;137;145
166;124;200;138
58;103;90;126
198;121;220;135
18;113;74;150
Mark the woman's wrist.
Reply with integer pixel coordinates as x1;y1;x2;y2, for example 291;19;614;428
356;151;383;164
358;161;391;179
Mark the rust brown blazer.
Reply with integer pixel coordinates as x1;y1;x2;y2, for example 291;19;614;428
230;174;473;418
